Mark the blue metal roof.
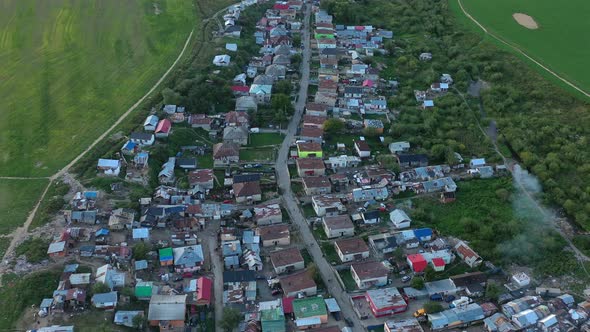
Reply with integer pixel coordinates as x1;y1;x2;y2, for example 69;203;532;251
324;298;341;312
95;228;110;237
122;140;136;151
134;260;148;270
243;230;255;244
413;228;432;239
164;205;186;214
84;191;98;199
63;264;79;273
132;228;149;239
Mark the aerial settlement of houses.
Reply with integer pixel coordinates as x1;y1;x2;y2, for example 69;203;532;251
19;1;590;332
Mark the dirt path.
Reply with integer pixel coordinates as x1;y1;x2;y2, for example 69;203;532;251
456;0;590;99
453;87;590;274
1;28;198;267
0;177;50;180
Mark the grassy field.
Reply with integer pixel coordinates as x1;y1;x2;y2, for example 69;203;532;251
453;0;590;93
0;270;61;330
248;133;284;147
414;178;582;277
0;179;48;235
239;147;276;162
338;269;357;291
0;0;195;177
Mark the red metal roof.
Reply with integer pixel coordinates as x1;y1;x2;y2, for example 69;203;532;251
407;254;427;272
197;277;212;304
155;119;171;133
432;257;445;267
273;3;289;10
231;85;250;92
282;296;294;314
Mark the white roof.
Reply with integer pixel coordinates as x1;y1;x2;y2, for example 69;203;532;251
213;54;231;64
389;141;410;150
226;43;238;51
47;241;66;254
470;158;486;166
97;159;120;168
295;317;322;327
132;228;150;239
36;326;75;332
144;115;159;126
69;273;91;285
148;294;187;321
390;209;410;224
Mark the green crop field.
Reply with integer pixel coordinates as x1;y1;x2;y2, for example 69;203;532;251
453;0;590;94
0;0;195;177
0;179;48;234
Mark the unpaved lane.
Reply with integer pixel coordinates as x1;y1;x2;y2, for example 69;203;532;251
457;0;590;99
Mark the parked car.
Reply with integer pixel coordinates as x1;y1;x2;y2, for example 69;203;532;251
430;293;443;301
444;295;456;303
401;276;411;283
345;318;354;327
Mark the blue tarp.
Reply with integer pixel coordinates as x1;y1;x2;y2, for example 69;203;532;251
95;228;110;237
413;228;433;241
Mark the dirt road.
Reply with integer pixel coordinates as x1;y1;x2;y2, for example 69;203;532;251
456;0;589;99
0;1;240;268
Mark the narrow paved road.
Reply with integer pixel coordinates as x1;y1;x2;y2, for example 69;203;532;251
275;4;363;330
205;220;225;332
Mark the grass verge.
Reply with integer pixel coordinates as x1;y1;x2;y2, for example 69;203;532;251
0;179;49;235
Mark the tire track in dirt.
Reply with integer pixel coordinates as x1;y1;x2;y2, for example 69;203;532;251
456;0;590;99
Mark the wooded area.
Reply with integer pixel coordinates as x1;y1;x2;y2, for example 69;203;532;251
322;0;590;230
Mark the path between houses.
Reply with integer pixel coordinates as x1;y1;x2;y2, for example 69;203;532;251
0;1;241;270
456;0;590;99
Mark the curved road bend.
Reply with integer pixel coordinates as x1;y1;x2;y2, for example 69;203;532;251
276;4;363;330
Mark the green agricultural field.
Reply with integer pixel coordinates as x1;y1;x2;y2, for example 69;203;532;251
453;0;590;94
0;179;48;235
0;0;195;177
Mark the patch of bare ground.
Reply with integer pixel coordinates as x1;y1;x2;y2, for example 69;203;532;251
513;13;539;29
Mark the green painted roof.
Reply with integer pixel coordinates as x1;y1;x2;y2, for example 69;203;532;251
260;308;285;332
262;320;286;332
159;247;173;260
292;297;327;319
135;282;153;298
260;308;284;321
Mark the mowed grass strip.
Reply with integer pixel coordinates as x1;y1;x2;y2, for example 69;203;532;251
0;0;195;177
455;0;590;92
248;133;285;147
0;179;49;235
240;147;276;162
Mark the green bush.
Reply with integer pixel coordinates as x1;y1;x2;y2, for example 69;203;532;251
0;270;60;329
15;238;50;263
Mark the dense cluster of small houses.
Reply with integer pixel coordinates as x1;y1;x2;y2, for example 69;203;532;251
29;1;590;332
